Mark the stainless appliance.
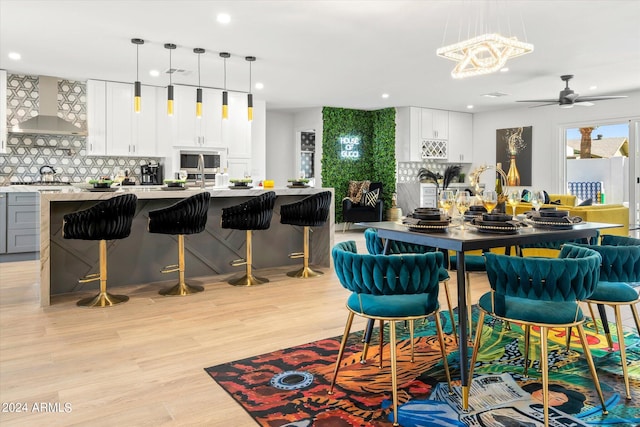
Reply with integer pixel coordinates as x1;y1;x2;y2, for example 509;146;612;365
179;151;221;184
141;161;162;185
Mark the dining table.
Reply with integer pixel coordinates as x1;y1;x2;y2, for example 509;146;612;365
358;219;622;411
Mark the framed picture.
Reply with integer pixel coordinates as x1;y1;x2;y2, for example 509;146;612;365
496;126;532;186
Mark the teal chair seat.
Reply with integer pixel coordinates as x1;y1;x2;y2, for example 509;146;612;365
348;293;439;318
450;254;486;272
478;293;583;325
589;281;638;302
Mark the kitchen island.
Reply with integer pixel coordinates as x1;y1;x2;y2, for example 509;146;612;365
39;186;334;306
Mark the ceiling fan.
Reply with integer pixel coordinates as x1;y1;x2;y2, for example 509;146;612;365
517;74;627;108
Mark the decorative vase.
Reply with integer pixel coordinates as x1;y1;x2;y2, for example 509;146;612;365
507;156;520;186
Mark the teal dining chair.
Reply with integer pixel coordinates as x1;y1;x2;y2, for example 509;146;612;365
364;228;458;343
328;240;452;427
581;235;640;400
469;244;608;426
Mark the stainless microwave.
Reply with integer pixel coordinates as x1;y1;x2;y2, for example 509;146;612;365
179;151;221;182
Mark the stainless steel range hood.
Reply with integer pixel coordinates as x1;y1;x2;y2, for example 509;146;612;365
11;76;87;136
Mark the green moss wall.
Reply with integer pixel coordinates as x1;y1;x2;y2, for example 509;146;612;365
321;107;396;222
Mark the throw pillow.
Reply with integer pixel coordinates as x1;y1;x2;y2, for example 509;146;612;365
578;198;593;206
364;188;379;208
347;180;370;204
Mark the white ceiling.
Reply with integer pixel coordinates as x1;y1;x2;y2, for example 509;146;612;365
1;0;639;113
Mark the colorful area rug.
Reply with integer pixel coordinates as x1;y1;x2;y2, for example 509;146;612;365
205;307;639;426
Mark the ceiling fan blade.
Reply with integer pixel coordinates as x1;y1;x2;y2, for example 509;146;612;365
574;101;594;107
517;99;559;103
528;102;560;108
574;95;628;102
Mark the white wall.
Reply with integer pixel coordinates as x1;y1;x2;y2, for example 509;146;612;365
265;111;295;186
471;91;640;194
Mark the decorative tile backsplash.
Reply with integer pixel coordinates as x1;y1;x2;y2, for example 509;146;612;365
397;161;470;184
1;74;161;185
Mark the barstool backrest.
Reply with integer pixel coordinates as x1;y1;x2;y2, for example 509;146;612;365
63;194;138;241
148;192;211;235
221;191;276;230
280;191;332;227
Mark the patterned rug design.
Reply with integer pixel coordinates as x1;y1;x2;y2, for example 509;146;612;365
205;308;639;426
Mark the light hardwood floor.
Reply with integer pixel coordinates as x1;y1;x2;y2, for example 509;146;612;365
0;228;635;426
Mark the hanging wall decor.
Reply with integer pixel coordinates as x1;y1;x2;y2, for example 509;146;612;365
496;126;532;186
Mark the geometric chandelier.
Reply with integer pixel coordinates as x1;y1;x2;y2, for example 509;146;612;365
437;33;534;79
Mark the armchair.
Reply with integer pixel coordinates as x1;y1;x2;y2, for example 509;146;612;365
342;181;383;231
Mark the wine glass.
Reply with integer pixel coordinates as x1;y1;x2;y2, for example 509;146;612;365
455;191;471;229
507;189;521;218
530;190;545;213
178;170;188;181
482;190;498;214
439;190;455;216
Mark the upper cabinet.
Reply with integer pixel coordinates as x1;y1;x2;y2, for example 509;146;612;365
447;111;473;163
396;106;473;163
86;80;157;157
0;70;7;154
171;85;222;148
420;108;448;140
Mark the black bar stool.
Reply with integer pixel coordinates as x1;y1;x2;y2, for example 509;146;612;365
63;193;138;307
280;191;332;278
221;191;276;286
148;192;211;296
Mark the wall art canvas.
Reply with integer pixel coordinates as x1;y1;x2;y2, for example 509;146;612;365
496;126;533;187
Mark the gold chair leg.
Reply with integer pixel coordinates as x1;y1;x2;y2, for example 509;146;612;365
389;320;400;426
434;312;453;393
160;235;204;296
229;230;269;286
328;312;355;394
576;324;608;413
409;319;415;363
77;240;129;307
588;302;600;334
613;306;631;399
540;326;550;427
379;319;385;369
523;325;531;378
287;226;323;278
469;311;486;383
442;279;458;345
631;303;640;334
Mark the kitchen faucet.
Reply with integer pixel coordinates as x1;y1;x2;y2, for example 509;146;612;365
197;153;205;188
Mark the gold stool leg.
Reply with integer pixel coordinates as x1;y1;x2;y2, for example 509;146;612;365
229;230;269;286
287;226;324;278
77;240;129;307
160;235;204;296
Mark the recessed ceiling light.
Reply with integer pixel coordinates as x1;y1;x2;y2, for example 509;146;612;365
482;92;509;98
149;70;160;77
217;13;231;24
466;105;474;109
255;82;264;90
500;67;509;73
589;85;598;90
382;93;389;99
8;52;21;60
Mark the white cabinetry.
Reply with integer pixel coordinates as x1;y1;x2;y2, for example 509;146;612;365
86;80;106;155
173;85;222;147
0;70;7;154
420;108;448;140
447;111;473;163
223;92;251;157
87;80;157;157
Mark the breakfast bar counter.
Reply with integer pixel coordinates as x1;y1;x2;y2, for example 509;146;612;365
39;186;334;306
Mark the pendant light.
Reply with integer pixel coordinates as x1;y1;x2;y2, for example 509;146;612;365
165;43;177;116
194;48;205;118
245;56;256;121
220;52;230;119
131;38;144;113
